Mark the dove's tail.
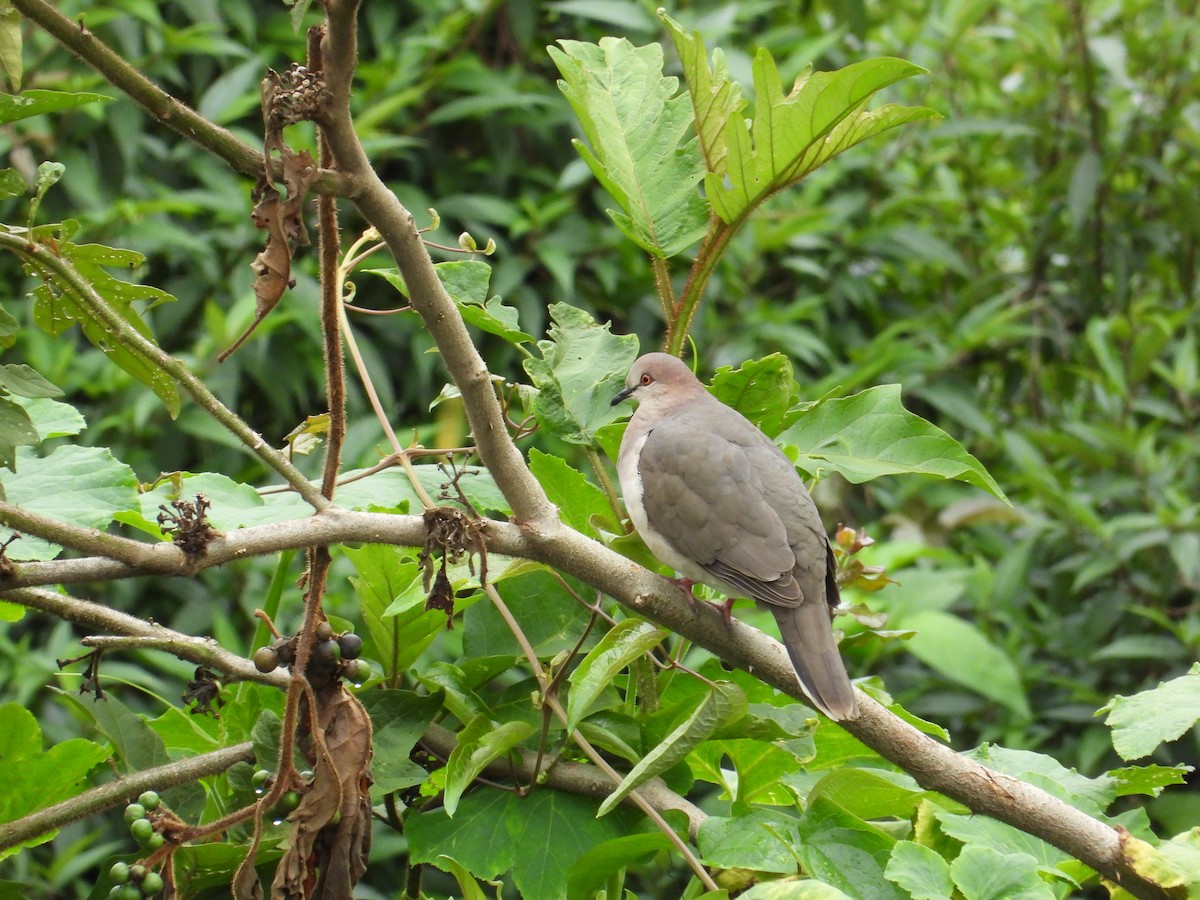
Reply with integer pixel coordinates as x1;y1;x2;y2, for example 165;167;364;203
771;603;859;721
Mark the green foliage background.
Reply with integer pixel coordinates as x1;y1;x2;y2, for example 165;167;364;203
0;0;1196;896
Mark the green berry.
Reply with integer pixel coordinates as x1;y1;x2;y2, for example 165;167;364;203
123;803;146;823
129;817;155;843
252;768;271;787
145;832;165;850
279;790;300;813
138;790;160;811
117;886;142;900
110;861;131;883
140;871;164;895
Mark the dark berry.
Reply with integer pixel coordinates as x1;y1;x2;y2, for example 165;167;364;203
315;621;334;641
253;647;279;673
336;633;363;659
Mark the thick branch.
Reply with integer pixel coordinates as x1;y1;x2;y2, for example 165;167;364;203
0;742;253;853
315;1;557;528
0;586;289;689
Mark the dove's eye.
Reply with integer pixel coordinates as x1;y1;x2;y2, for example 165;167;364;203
640;373;653;386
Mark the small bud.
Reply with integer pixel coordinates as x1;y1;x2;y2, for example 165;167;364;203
458;231;477;252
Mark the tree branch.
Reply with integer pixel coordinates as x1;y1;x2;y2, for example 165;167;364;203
0;742;254;853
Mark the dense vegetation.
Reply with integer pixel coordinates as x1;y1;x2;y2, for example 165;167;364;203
0;0;1195;897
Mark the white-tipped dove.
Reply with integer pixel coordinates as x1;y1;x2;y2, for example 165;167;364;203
612;352;859;720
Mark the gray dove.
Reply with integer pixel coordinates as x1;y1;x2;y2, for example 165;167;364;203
611;352;858;720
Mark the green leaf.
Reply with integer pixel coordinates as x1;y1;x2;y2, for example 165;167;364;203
369;260;532;344
409;787;634;900
885;841;954;900
361;689;443;796
1107;763;1192;798
528;448;619;537
780;384;1008;500
433;856;495;900
901;610;1030;717
465;567;595;660
0;168;23;200
444;714;535;816
0;363;62;398
567;832;674;900
1101;664;1200;761
660;12;745;177
0;703;109;859
0;444;139;560
598;681;745;815
566;618;668;733
738;883;853;899
795;796;903;899
523;303;639;445
24;239;180;417
934;810;1073;877
708;354;801;438
807;769;929;821
0;396;38;470
12;396;85;440
964;744;1115;817
949;845;1055;900
0;7;21;92
346;545;445;679
550;38;708;257
697;51;938;224
697;809;803;874
69;692;206;821
0;90;110;124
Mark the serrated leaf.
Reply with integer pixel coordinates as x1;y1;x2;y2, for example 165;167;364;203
709;353;801;437
23;239;180;417
566;619;667;733
780;384;1008;501
697;808;803;874
1102;664;1200;761
660;12;745;177
885;841;954;900
795;796;903;899
523;303;638;445
703;54;938;224
361;690;443;796
1107;763;1192;798
0;444;138;560
347;545;444;680
550;38;708;257
949;845;1055;900
0;90;110;124
529;448;618;537
444;715;535;817
598;681;745;815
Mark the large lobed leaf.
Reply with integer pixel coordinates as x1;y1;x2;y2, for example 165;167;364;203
549;38;709;258
662;12;937;225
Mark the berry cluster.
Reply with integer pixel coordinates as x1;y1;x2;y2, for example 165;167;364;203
252;622;368;682
108;791;166;898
